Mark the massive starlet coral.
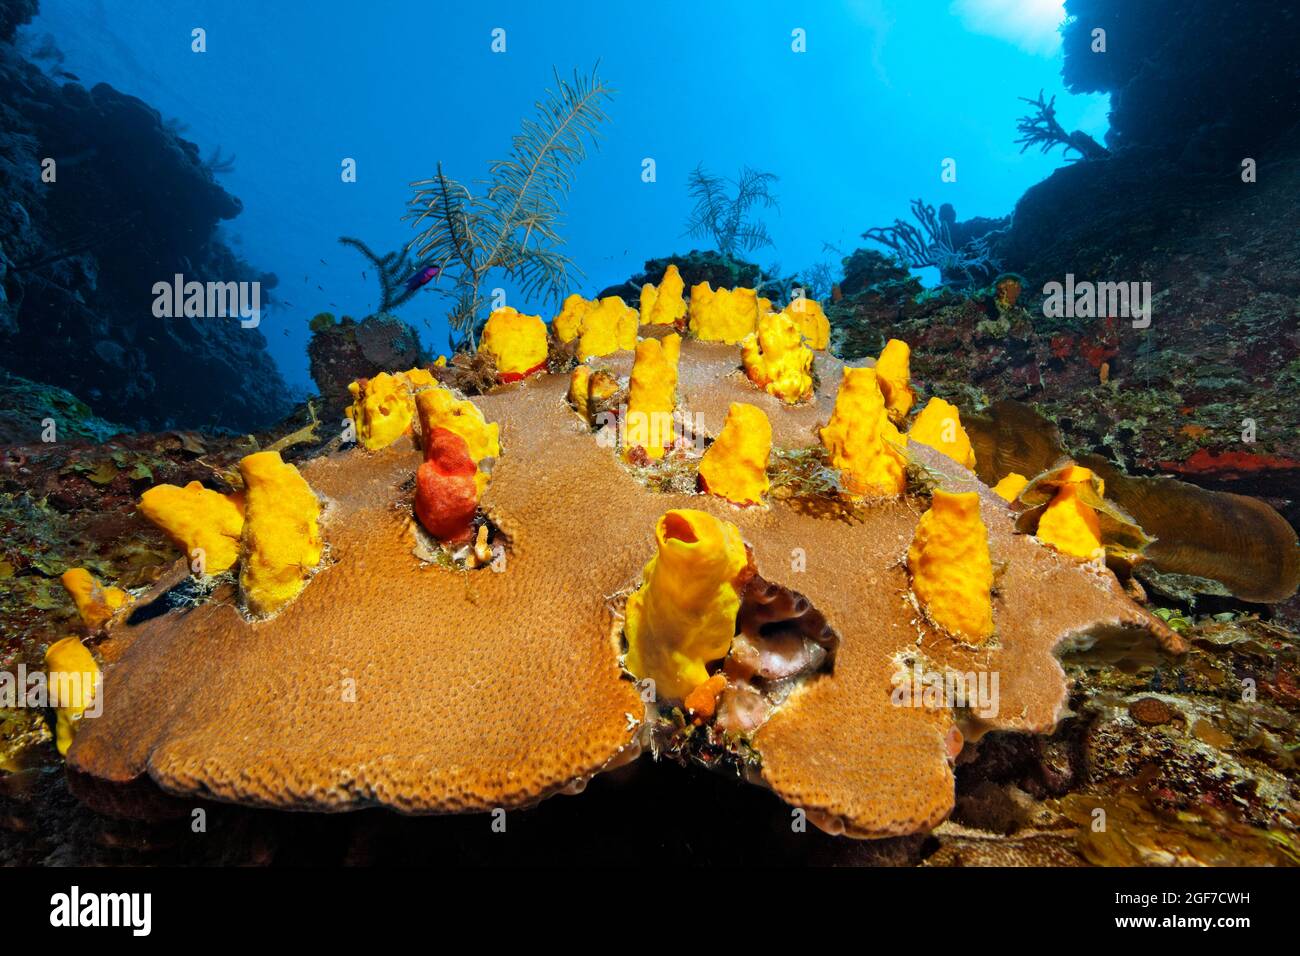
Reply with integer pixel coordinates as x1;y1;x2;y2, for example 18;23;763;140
67;326;1179;838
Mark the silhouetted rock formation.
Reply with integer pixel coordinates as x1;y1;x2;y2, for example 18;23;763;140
0;3;289;432
1062;0;1300;161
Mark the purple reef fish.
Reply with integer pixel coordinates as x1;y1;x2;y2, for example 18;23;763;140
405;265;441;291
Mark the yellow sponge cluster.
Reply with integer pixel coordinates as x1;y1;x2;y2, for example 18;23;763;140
783;296;830;350
742;310;814;403
415;385;501;494
625;333;682;461
480;307;549;379
345;368;437;452
138;480;246;574
59;568;131;630
639;264;688;327
237;451;323;617
688;283;769;344
908;397;976;470
907;490;995;643
698;402;771;505
1036;466;1104;559
43;636;100;755
819;367;907;497
624;509;749;700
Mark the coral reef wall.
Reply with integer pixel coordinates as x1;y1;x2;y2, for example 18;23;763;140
0;2;289;432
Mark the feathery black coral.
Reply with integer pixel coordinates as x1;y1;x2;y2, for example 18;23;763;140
405;66;614;345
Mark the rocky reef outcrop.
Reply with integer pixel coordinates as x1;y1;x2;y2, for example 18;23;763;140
0;2;289;433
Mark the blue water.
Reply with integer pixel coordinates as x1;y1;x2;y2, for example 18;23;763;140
29;0;1107;391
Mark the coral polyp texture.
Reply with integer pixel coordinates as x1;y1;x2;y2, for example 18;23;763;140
68;335;1176;838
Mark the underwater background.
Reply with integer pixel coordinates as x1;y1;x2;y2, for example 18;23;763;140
1;0;1299;866
17;0;1110;400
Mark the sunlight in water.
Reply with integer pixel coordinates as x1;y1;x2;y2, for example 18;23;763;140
950;0;1068;56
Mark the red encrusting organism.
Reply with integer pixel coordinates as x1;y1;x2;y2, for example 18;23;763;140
415;427;479;543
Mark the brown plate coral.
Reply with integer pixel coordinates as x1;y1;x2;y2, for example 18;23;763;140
68;340;1181;838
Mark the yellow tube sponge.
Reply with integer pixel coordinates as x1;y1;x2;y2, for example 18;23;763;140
818;367;907;497
138;480;246;574
238;451;323;617
698;402;772;505
992;472;1029;502
624;509;749;699
741;310;814;403
783;297;830;350
553;293;593;343
625;333;681;460
1036;466;1104;559
688;283;761;344
908;397;977;470
907;490;994;643
568;364;592;419
479;307;548;380
415;385;500;495
640;264;687;327
59;568;131;630
44;636;100;755
576;296;639;359
875;338;915;420
345;371;415;451
568;365;619;426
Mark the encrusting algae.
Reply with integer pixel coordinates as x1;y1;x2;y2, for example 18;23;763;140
908;397;977;470
907;490;995;644
137;480;246;574
624;333;681;460
639;263;687;327
698;402;772;505
818;366;907;497
741;310;814;403
875;338;915;420
1035;465;1104;559
59;568;131;630
479;306;548;381
237;450;323;617
43;636;100;756
623;509;750;700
